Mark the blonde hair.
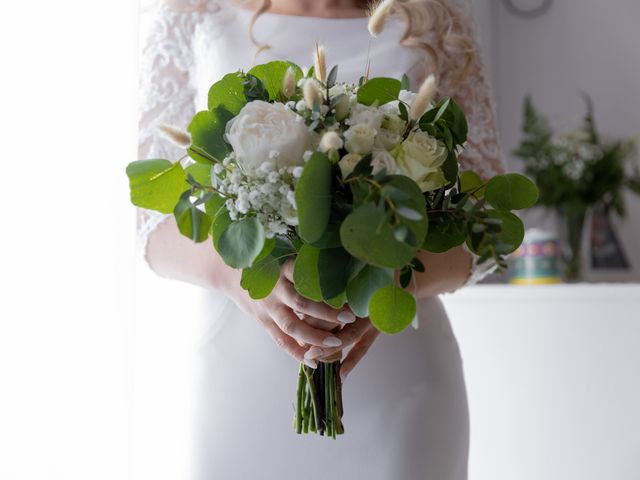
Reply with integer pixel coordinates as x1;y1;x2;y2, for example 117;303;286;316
238;0;476;87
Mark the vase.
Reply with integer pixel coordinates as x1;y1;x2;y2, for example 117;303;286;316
556;205;588;282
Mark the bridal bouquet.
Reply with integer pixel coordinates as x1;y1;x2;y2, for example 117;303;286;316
127;51;537;437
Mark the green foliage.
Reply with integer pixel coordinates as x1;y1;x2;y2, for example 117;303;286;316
513;95;639;216
423;211;466;253
208;72;247;115
369;285;417;335
217;217;265;269
419;97;468;148
346;266;394;318
248;61;304;100
296;152;333;243
317;248;353;301
241;254;280;299
187;110;233;163
357;77;401;106
293;244;323;302
485;173;539;211
173;191;212;243
126;159;188;214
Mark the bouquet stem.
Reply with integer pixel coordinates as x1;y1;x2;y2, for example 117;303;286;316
294;360;344;437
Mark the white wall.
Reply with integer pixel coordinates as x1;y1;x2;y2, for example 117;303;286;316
472;0;640;281
445;285;640;480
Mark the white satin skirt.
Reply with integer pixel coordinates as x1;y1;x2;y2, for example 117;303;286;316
193;292;469;480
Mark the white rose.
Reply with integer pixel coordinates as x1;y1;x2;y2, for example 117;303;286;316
371;149;399;175
338;153;362;178
346;103;384;131
344;124;376;155
374;129;403;151
225;100;312;175
394;131;448;191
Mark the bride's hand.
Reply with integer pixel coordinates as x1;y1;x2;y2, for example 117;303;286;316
303;317;380;382
226;260;356;368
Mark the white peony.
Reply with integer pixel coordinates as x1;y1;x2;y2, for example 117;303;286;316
338;153;362;178
225;101;312;175
344;124;376;155
394;131;448;191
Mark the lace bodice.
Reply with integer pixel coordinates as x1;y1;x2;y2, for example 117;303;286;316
137;0;504;282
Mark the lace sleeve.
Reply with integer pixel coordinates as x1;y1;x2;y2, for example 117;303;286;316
437;6;506;285
136;0;204;257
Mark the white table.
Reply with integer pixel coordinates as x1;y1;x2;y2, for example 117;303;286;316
443;284;640;480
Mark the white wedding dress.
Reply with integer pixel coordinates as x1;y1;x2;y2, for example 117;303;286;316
136;1;504;479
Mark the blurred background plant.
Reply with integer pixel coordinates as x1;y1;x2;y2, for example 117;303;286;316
514;95;640;281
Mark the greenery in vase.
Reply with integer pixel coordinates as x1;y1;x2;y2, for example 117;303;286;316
514;96;639;280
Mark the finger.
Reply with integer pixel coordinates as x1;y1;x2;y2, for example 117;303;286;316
340;328;380;382
282;259;295;283
277;281;356;326
304;317;371;360
257;315;317;368
270;305;343;349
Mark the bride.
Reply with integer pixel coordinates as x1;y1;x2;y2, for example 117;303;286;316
137;0;503;478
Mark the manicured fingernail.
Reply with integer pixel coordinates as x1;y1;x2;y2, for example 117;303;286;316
303;358;317;369
305;347;324;360
337;310;356;324
323;336;342;347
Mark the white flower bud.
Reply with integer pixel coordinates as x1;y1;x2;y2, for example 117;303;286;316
157;124;191;148
410;74;437;121
283;66;296;98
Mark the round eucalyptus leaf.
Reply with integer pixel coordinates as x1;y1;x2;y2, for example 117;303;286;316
369;285;417;335
241;255;280;299
317;248;353;301
345;266;394;318
487;210;525;254
126;160;187;214
174;196;212;243
295;152;333;243
248;61;304;100
217;217;265;269
293;244;322;302
459;170;485;197
357;77;401;106
207;72;247;113
485;173;539;211
340;203;419;268
423;212;467;253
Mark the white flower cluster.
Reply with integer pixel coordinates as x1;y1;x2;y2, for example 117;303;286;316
214;154;303;238
550;130;604;181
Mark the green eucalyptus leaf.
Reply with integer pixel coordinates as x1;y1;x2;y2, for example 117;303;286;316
185;163;213;186
208;72;247;113
187;109;233;163
126;159;188;214
460;170;485;197
241;255;281;299
248;61;304;100
293;244;323;302
217;217;265;268
357;77;401;106
345;265;394;318
211;207;232;250
174;193;212;243
340;203;419;268
296;152;333;243
317;247;353;301
423;212;466;253
487;210;525;254
369;285;417;335
400;73;411;91
485;173;539;211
